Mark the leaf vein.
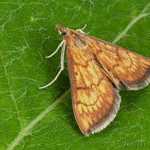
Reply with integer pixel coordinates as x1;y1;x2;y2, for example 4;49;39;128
113;2;150;43
7;89;71;150
0;52;23;129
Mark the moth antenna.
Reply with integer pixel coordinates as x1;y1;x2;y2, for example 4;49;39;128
76;24;87;33
39;42;66;89
46;40;65;59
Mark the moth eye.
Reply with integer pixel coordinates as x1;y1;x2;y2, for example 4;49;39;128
61;31;67;36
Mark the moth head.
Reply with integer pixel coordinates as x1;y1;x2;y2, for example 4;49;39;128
56;24;68;37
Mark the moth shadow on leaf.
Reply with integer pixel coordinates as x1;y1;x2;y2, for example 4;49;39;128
120;87;149;111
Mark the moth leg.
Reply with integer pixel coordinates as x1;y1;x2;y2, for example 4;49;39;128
39;42;66;89
46;40;65;58
76;24;87;33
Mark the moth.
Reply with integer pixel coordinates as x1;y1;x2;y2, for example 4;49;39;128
40;24;150;136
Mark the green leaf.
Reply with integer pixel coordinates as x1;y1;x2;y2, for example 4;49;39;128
0;0;150;150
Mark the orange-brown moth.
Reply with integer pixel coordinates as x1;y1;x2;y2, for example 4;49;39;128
40;24;150;136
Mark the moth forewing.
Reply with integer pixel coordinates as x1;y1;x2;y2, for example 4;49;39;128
66;46;121;135
92;39;150;90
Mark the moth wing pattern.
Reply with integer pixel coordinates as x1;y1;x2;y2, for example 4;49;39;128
66;45;120;136
88;37;150;90
55;24;150;136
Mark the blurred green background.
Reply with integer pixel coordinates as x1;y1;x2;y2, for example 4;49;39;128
0;0;150;150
